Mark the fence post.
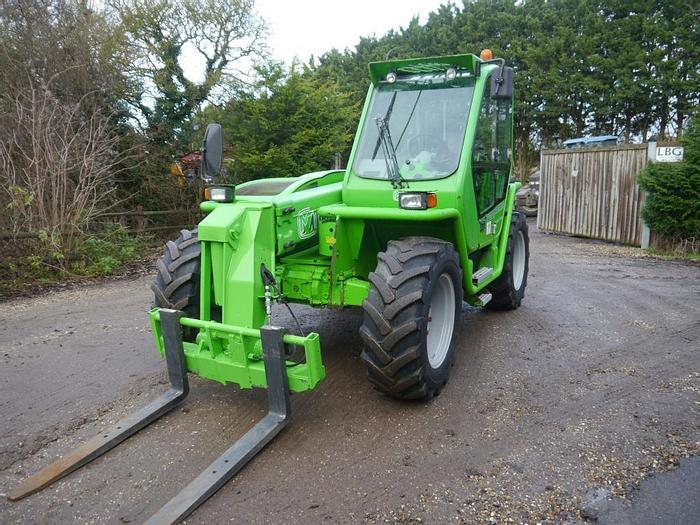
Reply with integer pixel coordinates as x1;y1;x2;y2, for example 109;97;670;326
135;205;145;232
641;142;655;250
536;148;543;231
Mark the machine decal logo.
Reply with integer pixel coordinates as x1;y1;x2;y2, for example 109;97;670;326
297;208;318;239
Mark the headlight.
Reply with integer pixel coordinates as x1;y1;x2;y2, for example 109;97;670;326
204;185;235;203
399;192;437;210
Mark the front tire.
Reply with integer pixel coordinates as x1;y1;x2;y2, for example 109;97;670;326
360;238;463;401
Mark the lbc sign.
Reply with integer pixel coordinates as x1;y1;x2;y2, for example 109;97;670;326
655;146;684;163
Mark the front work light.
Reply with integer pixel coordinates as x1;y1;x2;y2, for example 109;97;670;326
399;192;437;210
204;184;235;203
385;70;397;83
446;67;457;80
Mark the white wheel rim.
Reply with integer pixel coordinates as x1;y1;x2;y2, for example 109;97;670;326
513;230;526;290
426;273;456;369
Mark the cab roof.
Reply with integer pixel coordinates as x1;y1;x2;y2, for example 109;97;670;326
368;53;481;85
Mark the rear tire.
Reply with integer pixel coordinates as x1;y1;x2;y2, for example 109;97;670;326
486;212;529;310
360;238;463;401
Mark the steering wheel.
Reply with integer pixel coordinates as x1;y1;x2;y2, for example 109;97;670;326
405;134;453;173
406;134;442;158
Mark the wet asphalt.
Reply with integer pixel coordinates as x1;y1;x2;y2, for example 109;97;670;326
1;221;698;524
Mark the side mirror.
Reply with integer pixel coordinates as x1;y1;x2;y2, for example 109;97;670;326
490;66;514;99
200;123;223;183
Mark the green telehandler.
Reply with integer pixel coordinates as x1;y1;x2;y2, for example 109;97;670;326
10;51;529;523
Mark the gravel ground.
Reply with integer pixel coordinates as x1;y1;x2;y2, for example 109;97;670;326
1;222;698;524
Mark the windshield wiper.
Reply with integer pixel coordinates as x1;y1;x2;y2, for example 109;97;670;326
371;92;397;161
375;116;406;189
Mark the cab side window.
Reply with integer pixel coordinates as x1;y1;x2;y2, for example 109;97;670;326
471;73;512;216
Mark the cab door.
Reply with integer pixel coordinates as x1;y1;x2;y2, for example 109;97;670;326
471;70;513;245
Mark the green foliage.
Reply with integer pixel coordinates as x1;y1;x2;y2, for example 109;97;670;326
109;0;266;151
305;0;699;175
4;0;700;294
207;64;358;182
6;186;34;210
0;224;150;297
77;224;144;276
638;115;700;241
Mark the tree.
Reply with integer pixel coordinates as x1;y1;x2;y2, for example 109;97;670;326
638;113;700;245
307;0;700;167
0;76;132;257
0;0;132;115
209;63;358;182
0;0;136;259
110;0;266;147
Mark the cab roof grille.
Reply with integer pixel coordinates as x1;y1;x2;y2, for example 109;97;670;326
368;53;480;84
397;62;453;74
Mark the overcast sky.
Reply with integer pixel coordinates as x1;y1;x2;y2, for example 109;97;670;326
180;0;449;84
255;0;448;64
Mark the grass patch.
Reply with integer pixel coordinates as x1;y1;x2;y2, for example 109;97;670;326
646;249;700;262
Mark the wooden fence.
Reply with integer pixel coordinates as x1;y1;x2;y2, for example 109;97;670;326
0;207;198;241
537;144;649;246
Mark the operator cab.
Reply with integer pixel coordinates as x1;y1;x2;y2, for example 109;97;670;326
342;53;514;213
352;71;474;182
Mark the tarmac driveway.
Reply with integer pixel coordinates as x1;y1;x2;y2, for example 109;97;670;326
1;223;698;524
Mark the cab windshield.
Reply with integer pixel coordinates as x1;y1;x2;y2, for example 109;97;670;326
352;77;474;181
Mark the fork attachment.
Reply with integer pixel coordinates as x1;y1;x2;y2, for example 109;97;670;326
145;325;291;524
9;310;293;525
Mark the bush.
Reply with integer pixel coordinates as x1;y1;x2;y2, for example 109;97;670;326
0;223;149;298
76;224;145;276
638;116;700;243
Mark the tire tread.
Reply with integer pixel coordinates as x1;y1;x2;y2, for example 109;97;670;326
360;238;462;401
